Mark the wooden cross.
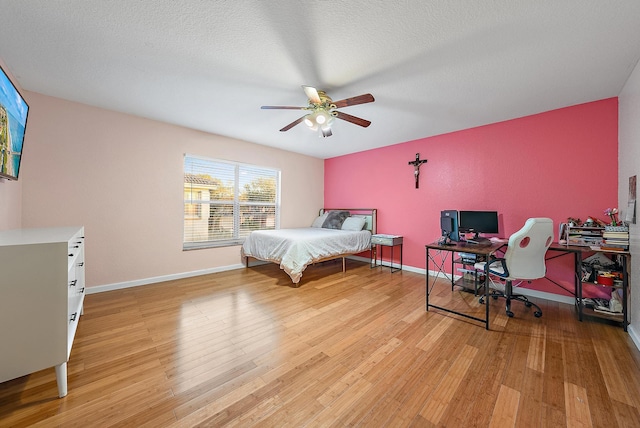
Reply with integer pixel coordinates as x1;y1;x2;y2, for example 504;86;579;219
408;153;428;188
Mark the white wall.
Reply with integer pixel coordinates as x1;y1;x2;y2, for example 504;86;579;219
0;176;21;230
20;92;324;289
619;58;640;345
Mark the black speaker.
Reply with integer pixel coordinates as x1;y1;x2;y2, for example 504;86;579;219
440;210;459;241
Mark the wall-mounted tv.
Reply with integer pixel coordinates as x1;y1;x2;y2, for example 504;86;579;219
0;64;29;181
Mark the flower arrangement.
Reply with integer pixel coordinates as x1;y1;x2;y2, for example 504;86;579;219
604;208;619;226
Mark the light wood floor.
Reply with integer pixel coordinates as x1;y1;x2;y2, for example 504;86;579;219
2;260;640;427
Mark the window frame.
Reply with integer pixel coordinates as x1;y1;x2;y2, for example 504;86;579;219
183;154;281;250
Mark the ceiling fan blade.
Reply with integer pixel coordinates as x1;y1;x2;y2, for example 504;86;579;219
335;111;371;128
332;93;375;109
261;105;307;110
302;85;321;104
279;116;307;132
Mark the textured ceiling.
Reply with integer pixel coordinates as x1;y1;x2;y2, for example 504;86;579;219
1;0;639;159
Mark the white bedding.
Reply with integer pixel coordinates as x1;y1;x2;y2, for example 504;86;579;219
241;227;372;283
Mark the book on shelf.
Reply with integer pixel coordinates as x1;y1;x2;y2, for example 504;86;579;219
603;239;628;245
605;225;629;232
600;246;628;252
602;236;629;249
603;236;629;241
603;232;629;238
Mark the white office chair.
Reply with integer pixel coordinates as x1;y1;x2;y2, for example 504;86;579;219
474;218;553;318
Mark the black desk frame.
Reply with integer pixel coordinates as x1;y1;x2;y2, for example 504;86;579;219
426;241;630;332
425;241;505;330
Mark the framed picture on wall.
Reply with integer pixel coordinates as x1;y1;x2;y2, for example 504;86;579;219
627;175;636;224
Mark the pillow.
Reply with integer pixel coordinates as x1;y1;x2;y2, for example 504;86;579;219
341;216;366;231
311;212;329;228
321;210;350;229
352;214;370;231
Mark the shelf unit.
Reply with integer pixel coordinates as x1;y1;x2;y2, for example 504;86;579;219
576;249;630;330
452;253;486;295
561;222;631;330
564;224;605;247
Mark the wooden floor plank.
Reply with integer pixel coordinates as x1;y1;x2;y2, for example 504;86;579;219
489;384;520;428
1;261;640;427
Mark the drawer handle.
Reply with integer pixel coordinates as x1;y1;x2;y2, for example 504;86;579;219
70;312;77;322
68;253;74;257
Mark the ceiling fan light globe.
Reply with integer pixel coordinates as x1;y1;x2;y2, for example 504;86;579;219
304;117;314;127
320;126;332;137
316;114;326;125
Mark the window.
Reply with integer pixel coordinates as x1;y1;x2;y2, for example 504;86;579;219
183;154;280;249
184;190;202;219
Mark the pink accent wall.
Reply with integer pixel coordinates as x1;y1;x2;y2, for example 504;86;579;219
325;98;619;296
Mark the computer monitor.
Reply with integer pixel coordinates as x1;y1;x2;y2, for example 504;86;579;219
440;210;459;241
458;210;499;243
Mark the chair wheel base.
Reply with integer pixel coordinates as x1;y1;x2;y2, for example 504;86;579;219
479;291;543;319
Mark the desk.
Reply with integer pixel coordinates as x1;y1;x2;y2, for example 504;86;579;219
426;241;630;331
425;240;505;330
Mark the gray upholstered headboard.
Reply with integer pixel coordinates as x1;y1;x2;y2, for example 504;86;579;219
320;208;377;234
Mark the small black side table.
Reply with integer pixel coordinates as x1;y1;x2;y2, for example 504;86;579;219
371;234;403;273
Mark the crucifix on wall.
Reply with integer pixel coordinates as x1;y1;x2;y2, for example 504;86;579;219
408;153;428;189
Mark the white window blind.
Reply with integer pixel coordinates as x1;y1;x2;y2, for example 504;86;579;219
183;154;280;249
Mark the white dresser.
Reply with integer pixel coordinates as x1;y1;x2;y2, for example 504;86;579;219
0;226;85;397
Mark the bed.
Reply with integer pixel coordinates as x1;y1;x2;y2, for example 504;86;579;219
241;208;377;284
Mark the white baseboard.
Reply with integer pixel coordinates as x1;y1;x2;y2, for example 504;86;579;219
87;260;571;306
351;256;574;305
86;263;245;294
87;255;638;352
628;325;640;351
429;269;575;305
85;257;575;305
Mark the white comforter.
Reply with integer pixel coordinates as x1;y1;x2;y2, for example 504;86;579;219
241;227;372;283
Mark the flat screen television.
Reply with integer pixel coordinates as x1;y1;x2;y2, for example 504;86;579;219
0;64;29;181
459;210;499;243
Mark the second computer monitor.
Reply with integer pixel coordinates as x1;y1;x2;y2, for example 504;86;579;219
458;210;499;239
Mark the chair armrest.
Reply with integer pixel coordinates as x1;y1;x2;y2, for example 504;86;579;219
485;256;510;278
